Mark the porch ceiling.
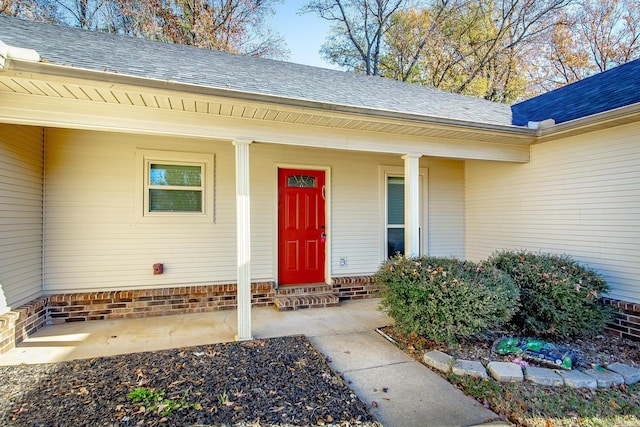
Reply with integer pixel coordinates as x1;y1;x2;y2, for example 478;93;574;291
0;63;534;162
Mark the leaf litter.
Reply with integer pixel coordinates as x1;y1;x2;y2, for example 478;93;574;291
0;335;380;426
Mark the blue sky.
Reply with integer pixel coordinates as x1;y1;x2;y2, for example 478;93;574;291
270;1;336;68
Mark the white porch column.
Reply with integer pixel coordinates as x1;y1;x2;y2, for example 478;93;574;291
402;154;422;257
233;139;253;341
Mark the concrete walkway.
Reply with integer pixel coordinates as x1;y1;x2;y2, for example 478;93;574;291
0;299;500;426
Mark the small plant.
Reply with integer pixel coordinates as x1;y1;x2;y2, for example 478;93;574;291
217;390;231;406
488;250;612;338
127;387;198;416
376;255;519;344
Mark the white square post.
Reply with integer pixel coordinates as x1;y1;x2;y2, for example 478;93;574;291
233;139;252;341
402;154;422;257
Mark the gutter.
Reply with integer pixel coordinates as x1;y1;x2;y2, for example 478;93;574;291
0;45;535;139
0;40;40;69
534;102;640;142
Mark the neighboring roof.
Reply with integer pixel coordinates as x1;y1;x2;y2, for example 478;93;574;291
0;15;514;127
512;59;640;126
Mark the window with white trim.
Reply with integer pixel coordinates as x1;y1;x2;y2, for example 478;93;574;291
379;165;428;261
146;162;204;213
136;151;214;222
387;176;405;256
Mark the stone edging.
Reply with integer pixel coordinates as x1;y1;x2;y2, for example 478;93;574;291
423;349;640;389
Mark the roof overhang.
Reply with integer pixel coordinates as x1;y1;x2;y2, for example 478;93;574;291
2;41;638;162
534;102;640;143
0;55;535;162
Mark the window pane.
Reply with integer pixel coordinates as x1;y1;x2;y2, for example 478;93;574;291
387;228;404;256
149;189;202;212
150;164;202;187
287;175;317;188
387;177;404;225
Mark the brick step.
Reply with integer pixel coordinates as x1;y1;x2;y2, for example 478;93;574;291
274;293;339;311
275;283;334;296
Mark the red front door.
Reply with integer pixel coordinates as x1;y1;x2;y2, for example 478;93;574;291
278;168;326;285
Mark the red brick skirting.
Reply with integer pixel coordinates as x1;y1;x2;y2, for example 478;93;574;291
602;297;640;341
0;298;48;355
47;282;275;323
331;276;384;300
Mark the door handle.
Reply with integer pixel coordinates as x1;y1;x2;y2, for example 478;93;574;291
322;185;326;200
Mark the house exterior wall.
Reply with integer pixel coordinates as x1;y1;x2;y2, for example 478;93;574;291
465;122;640;304
0;124;43;312
43;129;466;295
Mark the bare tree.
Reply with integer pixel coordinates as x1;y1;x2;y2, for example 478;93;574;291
302;0;405;75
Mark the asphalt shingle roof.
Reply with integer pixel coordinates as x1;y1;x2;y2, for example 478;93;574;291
0;15;513;127
512;59;640;126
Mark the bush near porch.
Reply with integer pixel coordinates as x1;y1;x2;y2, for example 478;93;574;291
376;251;613;344
376;256;519;344
488;250;612;338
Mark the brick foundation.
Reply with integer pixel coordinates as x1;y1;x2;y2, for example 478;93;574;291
602;297;640;341
47;282;275;323
0;298;48;355
331;276;384;300
0;276;383;356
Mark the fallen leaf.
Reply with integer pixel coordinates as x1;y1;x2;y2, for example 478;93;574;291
610;399;621;410
326;414;333;422
371;401;378;408
78;386;89;396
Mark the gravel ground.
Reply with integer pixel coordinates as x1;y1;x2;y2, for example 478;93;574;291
0;336;380;427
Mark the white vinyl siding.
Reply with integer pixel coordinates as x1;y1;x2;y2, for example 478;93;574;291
43;129;236;293
42;129;466;293
427;158;465;258
466;122;640;303
0;124;44;311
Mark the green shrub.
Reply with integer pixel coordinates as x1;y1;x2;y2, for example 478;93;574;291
488;250;611;338
376;256;519;344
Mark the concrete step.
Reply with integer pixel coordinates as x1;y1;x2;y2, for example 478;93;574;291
274;292;339;311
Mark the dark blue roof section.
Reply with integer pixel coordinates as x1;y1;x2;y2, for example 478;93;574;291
512;59;640;126
0;15;514;126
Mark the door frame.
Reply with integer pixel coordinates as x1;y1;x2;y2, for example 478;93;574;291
274;163;331;287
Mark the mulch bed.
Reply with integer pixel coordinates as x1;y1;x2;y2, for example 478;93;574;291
0;335;380;427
